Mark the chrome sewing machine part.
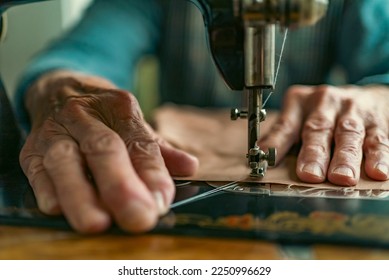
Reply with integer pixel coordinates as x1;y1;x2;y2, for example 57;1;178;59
231;94;276;178
233;0;328;177
233;20;277;177
188;0;329;177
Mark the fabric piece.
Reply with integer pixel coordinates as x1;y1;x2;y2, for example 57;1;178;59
154;105;389;190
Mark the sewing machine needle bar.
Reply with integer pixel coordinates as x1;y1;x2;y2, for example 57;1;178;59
248;88;262;153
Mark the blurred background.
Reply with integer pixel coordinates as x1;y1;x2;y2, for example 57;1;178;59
0;0;92;101
0;0;159;118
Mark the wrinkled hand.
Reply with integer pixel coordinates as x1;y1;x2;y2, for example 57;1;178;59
260;85;389;186
20;71;198;233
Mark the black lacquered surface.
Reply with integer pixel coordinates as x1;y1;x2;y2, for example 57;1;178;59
155;182;389;247
2;160;389;248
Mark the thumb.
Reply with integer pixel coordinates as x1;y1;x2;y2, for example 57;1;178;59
158;138;199;177
144;122;199;177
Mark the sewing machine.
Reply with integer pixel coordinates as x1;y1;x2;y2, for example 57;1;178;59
189;0;328;177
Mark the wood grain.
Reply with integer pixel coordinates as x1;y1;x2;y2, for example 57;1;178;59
0;226;279;260
1;226;389;260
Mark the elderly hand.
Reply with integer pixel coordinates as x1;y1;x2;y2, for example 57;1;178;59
260;85;389;186
20;71;198;233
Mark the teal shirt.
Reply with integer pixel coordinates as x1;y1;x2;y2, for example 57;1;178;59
15;0;389;130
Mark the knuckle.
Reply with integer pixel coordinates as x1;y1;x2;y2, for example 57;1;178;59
122;91;140;107
116;110;148;136
335;118;364;136
364;132;389;153
127;117;146;132
23;156;46;186
43;141;80;166
303;115;334;133
129;140;163;167
337;144;361;159
41;118;62;132
58;96;86;115
111;91;143;120
19;144;33;169
62;95;83;108
53;97;90;124
26;159;45;181
124;119;156;143
364;149;389;160
364;112;378;127
303;144;327;155
80;132;123;155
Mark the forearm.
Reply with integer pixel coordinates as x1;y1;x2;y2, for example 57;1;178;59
15;0;162;131
338;0;389;86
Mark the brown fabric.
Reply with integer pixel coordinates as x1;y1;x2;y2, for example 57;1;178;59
154;104;389;190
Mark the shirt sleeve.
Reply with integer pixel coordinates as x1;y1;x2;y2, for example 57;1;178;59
14;0;162;130
337;0;389;85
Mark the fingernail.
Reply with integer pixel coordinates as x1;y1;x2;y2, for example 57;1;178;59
153;191;168;216
302;163;324;178
375;163;389;177
332;167;355;178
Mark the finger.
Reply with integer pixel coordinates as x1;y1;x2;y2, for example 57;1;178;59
43;138;111;233
20;153;61;215
259;85;310;163
128;139;175;214
144;123;199;177
363;121;389;180
158;137;199;177
78;127;159;233
328;110;365;186
55;93;160;232
296;88;339;183
126;121;198;212
122;119;177;216
297;113;335;183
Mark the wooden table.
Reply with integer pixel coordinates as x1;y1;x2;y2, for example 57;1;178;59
1;225;389;260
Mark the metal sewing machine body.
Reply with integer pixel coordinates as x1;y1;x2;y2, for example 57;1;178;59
188;0;328;177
